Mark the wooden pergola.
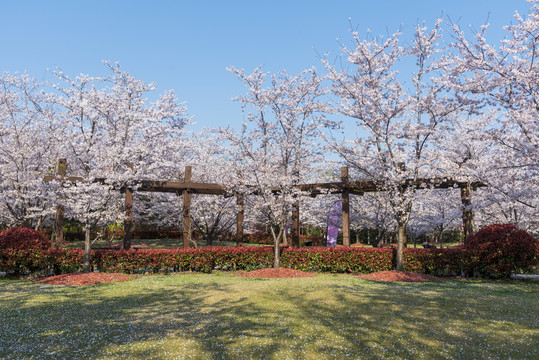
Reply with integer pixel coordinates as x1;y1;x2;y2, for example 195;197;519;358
46;161;484;249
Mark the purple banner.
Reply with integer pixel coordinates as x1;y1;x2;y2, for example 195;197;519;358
327;201;342;247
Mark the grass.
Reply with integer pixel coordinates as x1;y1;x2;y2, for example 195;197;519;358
1;274;538;360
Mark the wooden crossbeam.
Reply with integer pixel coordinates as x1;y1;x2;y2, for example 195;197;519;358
137;180;227;195
296;178;485;196
44;175;485;196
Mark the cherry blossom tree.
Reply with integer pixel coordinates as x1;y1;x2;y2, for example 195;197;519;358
51;62;190;271
324;19;464;270
449;1;539;232
221;66;327;267
0;73;60;228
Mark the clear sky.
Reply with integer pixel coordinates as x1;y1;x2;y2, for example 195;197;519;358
0;0;532;130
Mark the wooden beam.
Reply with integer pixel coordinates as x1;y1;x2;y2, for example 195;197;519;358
341;167;350;247
44;174;485;197
138;180;227;195
182;166;192;248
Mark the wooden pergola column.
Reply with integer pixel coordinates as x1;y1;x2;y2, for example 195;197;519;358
341;166;350;247
53;158;67;248
123;187;133;250
182;166;192;248
460;183;476;241
236;194;244;246
291;201;300;247
123;162;134;250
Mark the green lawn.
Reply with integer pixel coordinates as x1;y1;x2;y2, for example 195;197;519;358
0;274;537;359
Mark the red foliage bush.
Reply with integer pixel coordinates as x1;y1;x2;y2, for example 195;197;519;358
0;227;50;251
464;224;539;278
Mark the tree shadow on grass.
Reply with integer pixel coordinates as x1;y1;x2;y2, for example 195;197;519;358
0;276;537;359
282;279;539;359
1;277;291;359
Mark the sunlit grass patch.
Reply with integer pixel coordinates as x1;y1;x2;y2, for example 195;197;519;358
0;274;537;359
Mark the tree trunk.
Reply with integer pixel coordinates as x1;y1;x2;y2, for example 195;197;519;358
270;226;282;268
83;225;91;273
34;217;43;231
439;227;444;249
395;223;406;271
341;167;350;246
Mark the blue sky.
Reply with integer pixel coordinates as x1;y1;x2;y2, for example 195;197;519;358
0;0;532;130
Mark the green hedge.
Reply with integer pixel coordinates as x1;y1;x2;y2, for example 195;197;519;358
1;247;393;275
2;242;535;278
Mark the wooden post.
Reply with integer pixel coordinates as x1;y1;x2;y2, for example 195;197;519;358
341;166;350;247
123;188;133;250
53;159;67;248
123;162;134;250
291;201;300;247
236;194;244;246
183;166;192;248
460;183;476;241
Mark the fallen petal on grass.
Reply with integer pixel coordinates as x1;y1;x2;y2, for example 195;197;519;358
357;270;454;282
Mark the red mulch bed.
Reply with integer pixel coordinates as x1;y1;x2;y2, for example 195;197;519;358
357;270;450;282
37;272;131;286
239;268;318;278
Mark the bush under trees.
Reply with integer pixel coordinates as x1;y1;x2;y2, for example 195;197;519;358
465;224;539;278
0;227;50;251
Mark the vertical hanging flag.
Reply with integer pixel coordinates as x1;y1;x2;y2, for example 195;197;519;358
326;200;342;247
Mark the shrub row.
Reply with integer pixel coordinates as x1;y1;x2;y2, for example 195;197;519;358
281;247;393;273
0;247;393;275
403;248;471;276
0;246;475;276
1;224;536;278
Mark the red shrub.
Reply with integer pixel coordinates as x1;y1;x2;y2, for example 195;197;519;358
465;224;539;278
0;227;51;251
